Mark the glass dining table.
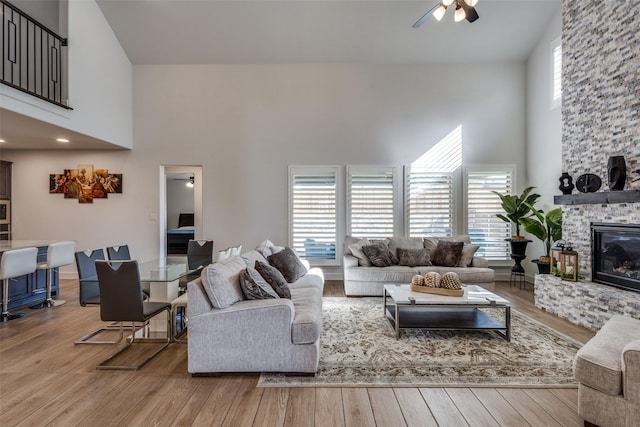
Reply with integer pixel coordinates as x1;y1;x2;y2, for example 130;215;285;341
81;256;201;333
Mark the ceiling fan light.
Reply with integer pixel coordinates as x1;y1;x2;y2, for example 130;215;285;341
433;5;447;21
464;0;478;6
454;5;466;22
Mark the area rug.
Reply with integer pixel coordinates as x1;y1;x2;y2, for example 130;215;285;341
257;297;583;388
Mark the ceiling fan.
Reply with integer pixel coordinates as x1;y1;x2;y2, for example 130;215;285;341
413;0;479;28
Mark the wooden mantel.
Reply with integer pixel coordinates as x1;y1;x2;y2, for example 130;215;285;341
554;190;640;205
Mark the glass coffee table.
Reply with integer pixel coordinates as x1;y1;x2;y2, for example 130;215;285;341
383;284;511;341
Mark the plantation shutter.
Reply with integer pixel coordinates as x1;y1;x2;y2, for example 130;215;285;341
347;167;396;239
406;167;454;238
289;167;338;263
466;168;513;260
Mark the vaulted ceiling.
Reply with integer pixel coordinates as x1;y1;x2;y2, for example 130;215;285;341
97;0;562;65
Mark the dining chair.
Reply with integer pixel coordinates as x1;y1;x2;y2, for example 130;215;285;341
178;240;214;294
74;248;122;345
95;260;172;370
106;244;131;261
31;241;75;309
1;247;38;322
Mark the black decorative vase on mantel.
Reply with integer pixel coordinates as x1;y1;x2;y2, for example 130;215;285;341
608;156;627;191
558;172;574;195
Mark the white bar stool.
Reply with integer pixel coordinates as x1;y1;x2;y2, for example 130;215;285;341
31;241;75;309
1;247;38;322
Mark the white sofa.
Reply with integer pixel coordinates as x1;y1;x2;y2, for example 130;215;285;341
187;247;324;374
343;236;495;296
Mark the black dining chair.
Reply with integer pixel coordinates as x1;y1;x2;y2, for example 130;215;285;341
106;244;131;261
178;240;214;295
95;260;172;370
74;248;124;345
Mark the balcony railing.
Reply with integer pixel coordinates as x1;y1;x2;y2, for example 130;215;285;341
1;0;71;109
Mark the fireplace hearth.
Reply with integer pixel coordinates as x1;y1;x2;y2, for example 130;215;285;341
592;223;640;293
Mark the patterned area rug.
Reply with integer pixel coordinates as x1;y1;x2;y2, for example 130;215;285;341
258;297;583;388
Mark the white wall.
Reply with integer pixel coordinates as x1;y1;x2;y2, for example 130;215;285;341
0;0;132;149
524;6;562;276
166;178;194;229
4;63;527;276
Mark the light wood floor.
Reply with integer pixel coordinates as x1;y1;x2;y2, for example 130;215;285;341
0;279;594;426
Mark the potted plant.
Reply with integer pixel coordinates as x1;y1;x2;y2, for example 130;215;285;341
519;205;562;274
492;187;540;258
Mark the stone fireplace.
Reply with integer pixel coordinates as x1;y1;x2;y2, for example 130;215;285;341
591;222;640;293
534;1;640;331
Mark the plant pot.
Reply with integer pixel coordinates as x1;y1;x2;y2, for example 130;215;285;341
508;239;531;257
532;259;551;274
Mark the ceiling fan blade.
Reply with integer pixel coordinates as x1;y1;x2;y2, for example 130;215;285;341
460;3;479;23
412;3;441;29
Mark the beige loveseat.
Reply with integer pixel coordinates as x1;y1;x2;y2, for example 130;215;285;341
187;246;324;374
573;315;640;427
343;236;495;296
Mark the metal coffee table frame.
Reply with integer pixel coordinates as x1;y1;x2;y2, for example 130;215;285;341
383;285;511;341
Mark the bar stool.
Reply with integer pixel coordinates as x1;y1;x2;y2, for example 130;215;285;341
1;247;38;322
31;241;76;309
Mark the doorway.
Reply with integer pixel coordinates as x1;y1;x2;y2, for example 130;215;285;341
159;165;203;258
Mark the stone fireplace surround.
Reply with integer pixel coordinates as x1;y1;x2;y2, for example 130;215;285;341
534;205;640;331
534;1;640;331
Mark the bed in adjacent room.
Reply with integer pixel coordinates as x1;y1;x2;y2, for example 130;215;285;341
167;213;194;254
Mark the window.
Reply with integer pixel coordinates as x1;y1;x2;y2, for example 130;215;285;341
405;167;454;238
464;166;514;260
288;166;340;265
347;166;399;239
551;36;562;109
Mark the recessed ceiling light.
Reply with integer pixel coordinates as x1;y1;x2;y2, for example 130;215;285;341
56;138;70;143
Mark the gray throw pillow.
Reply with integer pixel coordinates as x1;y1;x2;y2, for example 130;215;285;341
348;238;373;266
431;241;464;267
255;261;291;298
397;248;432;267
458;244;480;267
267;247;308;283
362;242;397;267
200;257;246;309
239;267;279;300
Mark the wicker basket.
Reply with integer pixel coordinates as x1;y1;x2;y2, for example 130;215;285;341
410;284;464;297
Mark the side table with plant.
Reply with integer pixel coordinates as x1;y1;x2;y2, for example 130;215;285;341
519;205;563;274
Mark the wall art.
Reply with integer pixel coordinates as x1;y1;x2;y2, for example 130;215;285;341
49;164;122;204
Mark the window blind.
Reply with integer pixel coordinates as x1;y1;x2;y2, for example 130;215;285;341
347;168;395;239
466;169;513;260
289;169;337;262
406;168;454;238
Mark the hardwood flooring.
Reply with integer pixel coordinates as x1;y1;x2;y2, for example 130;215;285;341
0;279;593;426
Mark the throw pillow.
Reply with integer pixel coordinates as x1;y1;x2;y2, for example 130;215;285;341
268;247;308;283
239;267;279;300
387;237;424;256
397;248;432;267
458;244;480;267
362;242;397;267
431;241;464;267
348;238;373;266
200;257;246;309
255;261;291;298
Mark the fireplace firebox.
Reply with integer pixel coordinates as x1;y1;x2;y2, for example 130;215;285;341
591;223;640;293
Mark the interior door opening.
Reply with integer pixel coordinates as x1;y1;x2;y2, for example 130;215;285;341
159;166;203;258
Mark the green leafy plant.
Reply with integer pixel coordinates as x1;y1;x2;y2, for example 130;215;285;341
492;187;541;238
519;205;562;259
